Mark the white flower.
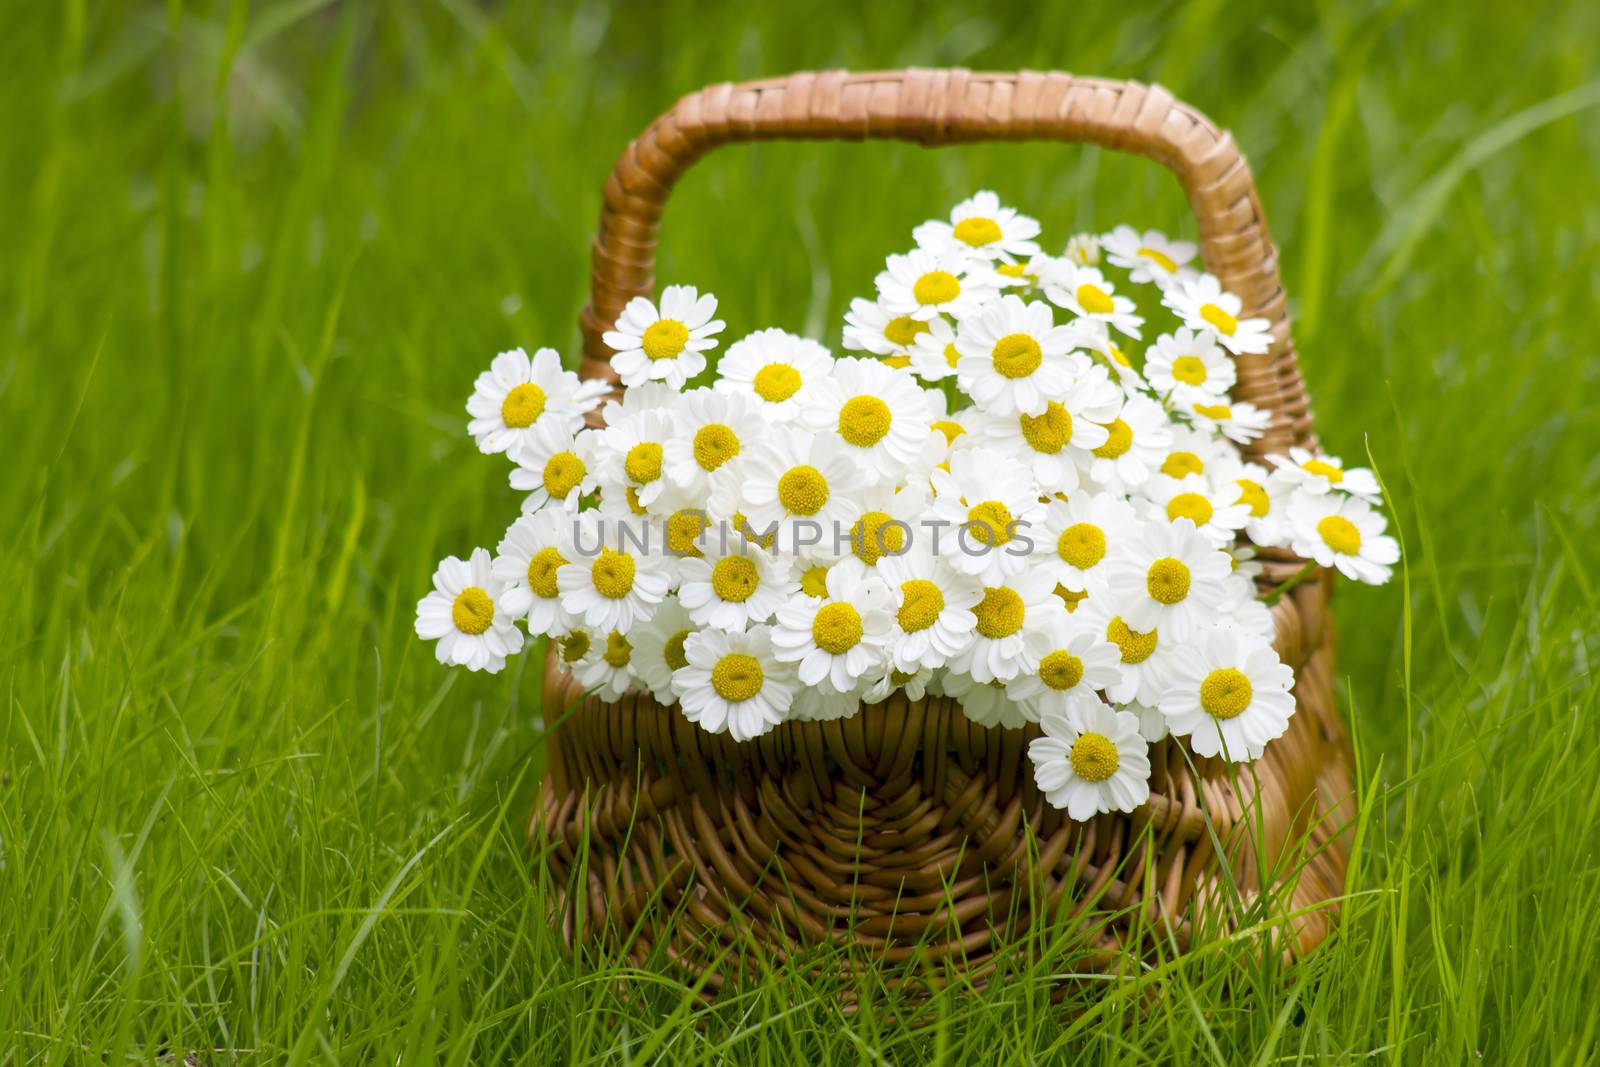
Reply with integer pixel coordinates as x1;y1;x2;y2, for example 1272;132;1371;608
1143;476;1253;547
1072;318;1147;391
836;482;929;571
556;513;673;633
492;509;578;637
594;407;677;511
552;627;598;673
954;294;1078;417
738;427;870;550
466;347;608;455
906;314;961;382
601;284;725;389
1062;232;1101;266
770;566;894;692
1218;570;1277;643
1144;328;1235;402
1004;615;1123;717
575;630;640;700
842;298;934;359
1028;702;1151;820
1035;492;1139;595
1077;596;1176;707
1180;397;1273;445
926;446;1046;584
1159;626;1295;760
629;595;697;698
912;190;1041;262
1042;263;1144;339
1213;456;1290;548
1099;225;1198;288
1102;517;1233;640
414;548;526;673
969;361;1121;493
861;663;935;704
976;253;1059;292
946;569;1063;684
875;249;996;322
677;539;797;631
792;684;864;722
672;626;796;741
509;421;599;513
1085;395;1173;494
1286;492;1399;585
800;357;936;483
716;327;835;421
1267;447;1383;502
875;547;981;672
944;671;1028;728
663;387;763;499
1162;274;1272;356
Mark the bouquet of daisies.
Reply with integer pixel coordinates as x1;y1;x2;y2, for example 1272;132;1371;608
416;191;1397;821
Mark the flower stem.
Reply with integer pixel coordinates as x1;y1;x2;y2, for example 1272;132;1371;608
1262;559;1319;606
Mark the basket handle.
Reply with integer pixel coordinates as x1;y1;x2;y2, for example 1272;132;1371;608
579;68;1313;454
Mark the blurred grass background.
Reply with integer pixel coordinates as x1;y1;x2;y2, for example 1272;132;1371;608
3;0;1599;1062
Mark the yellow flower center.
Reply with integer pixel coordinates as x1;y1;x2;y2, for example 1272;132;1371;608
932;419;965;445
559;630;591;663
943;343;960;368
883;354;911;369
966;501;1014;546
753;363;802;402
624;442;663;484
953;217;1002;246
1054;583;1089;611
1019;402;1072;454
1169;356;1209;386
710;555;760;602
851;510;906;566
1057;523;1106;569
812;602;864;654
1199;303;1238;336
692;423;741;472
884;315;929;348
891;669;917;685
1317;514;1362;555
1200;667;1253;719
641;319;689;360
974;586;1025;639
1193;402;1232;420
1146;557;1192;605
590;549;636;599
1039;650;1084;691
451;587;494;635
1166;492;1214;526
731;510;776;549
777;464;830;516
1076;284;1115;315
711;653;764;702
896;579;945;632
991;333;1042;379
1137;246;1178;272
666;509;707;558
662;629;694;672
542;451;586;499
602;631;632;668
500;383;546;428
800;564;830;598
1302;458;1345;483
1236;479;1270;517
837;396;893;448
1070;732;1120;782
913;271;961;306
1106;616;1157;664
1109;343;1132;368
1092;419;1132;459
997;262;1030;279
1161;450;1205;478
624;486;648;514
527;547;566;598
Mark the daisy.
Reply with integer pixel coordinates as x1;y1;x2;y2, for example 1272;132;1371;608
1028;702;1151;819
509;421;598;513
1180;397;1273;445
676;539;797;631
1099;225;1199;288
954;294;1078;417
466;346;608;455
1042;263;1144;339
1077;597;1176;707
414;548;526;673
875;546;981;672
1144;328;1235;402
628;595;697;699
556;513;673;633
944;671;1028;729
715;327;835;422
672;626;797;741
1005;615;1123;717
601;284;725;389
926;446;1046;584
1062;232;1101;267
1267;447;1383;502
800;357;936;482
875;249;995;322
861;663;936;704
1035;493;1139;595
1286;492;1399;585
970;362;1121;493
663;387;763;499
1213;455;1290;548
575;630;639;701
1072;318;1147;392
842;298;932;359
841;482;928;570
1102;517;1232;640
738;427;869;551
977;253;1058;293
1142;477;1253;547
1162;274;1272;356
491;509;578;638
792;684;864;722
912;190;1042;262
946;569;1063;684
594;407;677;511
553;627;597;674
1159;626;1295;760
770;566;894;693
906;314;961;382
1217;570;1277;644
1085;395;1174;495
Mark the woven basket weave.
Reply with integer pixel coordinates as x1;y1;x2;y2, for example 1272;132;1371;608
532;68;1356;990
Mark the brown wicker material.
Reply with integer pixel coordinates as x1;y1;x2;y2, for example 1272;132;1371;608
534;69;1355;989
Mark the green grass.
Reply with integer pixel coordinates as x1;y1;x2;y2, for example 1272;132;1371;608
3;0;1599;1061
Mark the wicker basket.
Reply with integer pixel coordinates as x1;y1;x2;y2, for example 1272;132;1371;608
532;69;1355;990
